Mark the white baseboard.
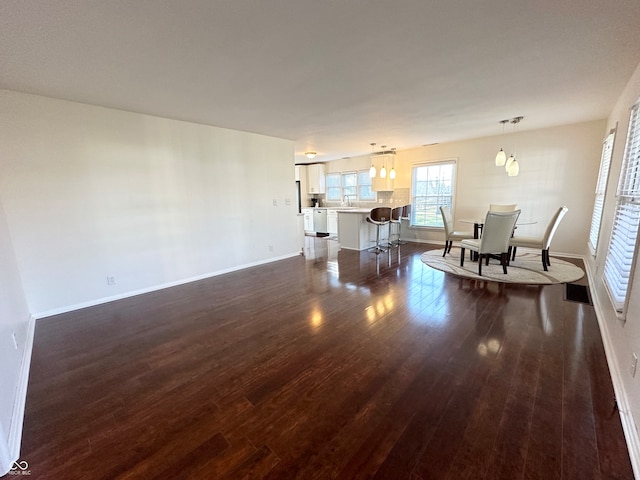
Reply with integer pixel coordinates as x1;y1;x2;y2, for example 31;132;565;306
0;316;35;476
584;258;640;479
34;252;300;319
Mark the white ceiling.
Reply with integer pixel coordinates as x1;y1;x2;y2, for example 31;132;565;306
2;1;640;163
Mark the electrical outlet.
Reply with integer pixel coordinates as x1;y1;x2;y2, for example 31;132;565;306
632;353;638;378
107;276;116;285
272;199;278;206
268;245;274;252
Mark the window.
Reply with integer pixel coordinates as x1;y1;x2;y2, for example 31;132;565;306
342;172;357;199
411;160;455;227
358;171;375;201
588;129;615;254
326;173;341;201
604;102;640;317
324;170;377;202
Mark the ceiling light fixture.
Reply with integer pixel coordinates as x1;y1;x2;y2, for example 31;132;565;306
389;148;397;180
495;120;509;166
380;145;387;178
305;151;317;159
369;143;377;178
505;116;523;177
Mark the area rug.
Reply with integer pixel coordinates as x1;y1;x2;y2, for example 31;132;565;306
420;248;584;285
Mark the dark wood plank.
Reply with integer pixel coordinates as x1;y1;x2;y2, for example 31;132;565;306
15;241;634;479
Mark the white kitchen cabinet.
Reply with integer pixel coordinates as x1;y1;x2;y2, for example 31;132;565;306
302;208;314;233
307;164;326;194
327;210;338;235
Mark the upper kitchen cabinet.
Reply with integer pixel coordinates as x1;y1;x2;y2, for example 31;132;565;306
307;163;326;194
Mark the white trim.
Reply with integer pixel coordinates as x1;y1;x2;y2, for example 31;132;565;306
0;422;10;476
0;316;35;477
34;252;300;319
584;258;640;479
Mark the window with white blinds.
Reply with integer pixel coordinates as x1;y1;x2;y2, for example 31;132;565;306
588;130;615;253
604;102;640;316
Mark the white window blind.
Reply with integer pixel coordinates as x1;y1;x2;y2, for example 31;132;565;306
604;102;640;315
588;130;615;253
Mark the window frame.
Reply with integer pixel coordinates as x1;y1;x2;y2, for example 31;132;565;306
357;170;376;201
324;170;377;203
410;159;457;228
588;128;616;255
603;102;640;319
325;172;342;201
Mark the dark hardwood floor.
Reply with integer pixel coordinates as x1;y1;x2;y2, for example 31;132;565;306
12;238;634;479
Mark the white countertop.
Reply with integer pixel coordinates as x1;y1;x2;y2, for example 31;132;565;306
334;208;373;214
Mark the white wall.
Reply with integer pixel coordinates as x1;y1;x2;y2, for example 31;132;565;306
0;90;299;316
586;61;640;476
0;196;31;475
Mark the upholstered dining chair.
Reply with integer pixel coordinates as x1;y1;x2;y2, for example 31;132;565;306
366;207;392;253
460;210;521;275
439;206;475;257
509;206;568;271
489;203;518;212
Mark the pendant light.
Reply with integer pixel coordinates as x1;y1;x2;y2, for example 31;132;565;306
495;120;508;166
504;116;523;176
505;154;515;171
379;145;387;179
389;148;397;179
369;143;377;178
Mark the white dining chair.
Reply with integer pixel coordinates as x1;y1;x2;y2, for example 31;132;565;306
489;203;518;212
460;210;521;275
509;206;568;271
439;206;474;257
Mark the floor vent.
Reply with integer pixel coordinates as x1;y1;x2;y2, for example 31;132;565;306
564;283;592;305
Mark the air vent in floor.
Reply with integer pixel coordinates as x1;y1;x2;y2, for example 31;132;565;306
564;283;592;305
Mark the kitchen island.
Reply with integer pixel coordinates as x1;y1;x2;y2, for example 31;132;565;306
336;208;390;251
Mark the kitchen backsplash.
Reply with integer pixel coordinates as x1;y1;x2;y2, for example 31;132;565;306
319;188;410;208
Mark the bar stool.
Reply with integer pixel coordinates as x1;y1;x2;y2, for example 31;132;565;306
389;206;403;246
366;207;392;253
401;204;411;220
397;204;411;245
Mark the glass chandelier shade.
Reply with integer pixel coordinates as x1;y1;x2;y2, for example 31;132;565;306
507;158;519;176
505;154;515;172
495;148;506;166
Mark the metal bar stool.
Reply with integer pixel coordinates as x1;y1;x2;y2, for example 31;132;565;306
389;206;403;246
396;204;412;245
366;207;392;253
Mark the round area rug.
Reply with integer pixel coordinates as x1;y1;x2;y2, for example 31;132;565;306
420;248;584;284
